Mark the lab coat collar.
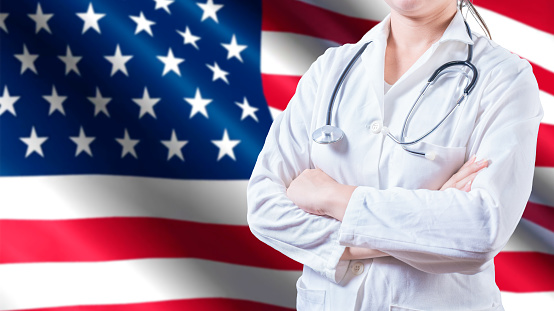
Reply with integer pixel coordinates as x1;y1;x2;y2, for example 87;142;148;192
439;10;474;45
358;10;474;46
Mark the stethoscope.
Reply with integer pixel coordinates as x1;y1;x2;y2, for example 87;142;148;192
312;21;478;161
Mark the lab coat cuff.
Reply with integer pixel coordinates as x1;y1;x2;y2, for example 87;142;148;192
339;186;365;246
326;241;349;283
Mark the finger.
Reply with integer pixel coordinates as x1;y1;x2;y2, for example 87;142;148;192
460;154;477;169
458;154;476;171
449;155;476;183
455;171;479;191
461;179;472;192
454;157;488;182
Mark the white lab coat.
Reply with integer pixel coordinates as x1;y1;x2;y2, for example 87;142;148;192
247;10;543;311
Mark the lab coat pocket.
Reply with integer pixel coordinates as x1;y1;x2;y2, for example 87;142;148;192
296;277;326;311
390;141;466;190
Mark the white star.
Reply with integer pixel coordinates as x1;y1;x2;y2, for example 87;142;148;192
28;3;53;34
235;97;259;122
0;13;8;33
211;129;240;161
43;85;67;116
115;129;140;159
58;45;82;76
69;126;95;157
197;0;223;23
76;3;105;34
87;87;111;117
206;62;229;84
20;126;48;158
161;130;188;161
157;48;184;76
105;44;133;76
133;87;160;119
154;0;174;14
221;34;247;62
0;86;20;116
176;26;201;49
184;88;212;119
129;11;155;36
14;44;39;75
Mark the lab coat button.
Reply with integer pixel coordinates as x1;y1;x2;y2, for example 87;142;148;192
369;120;383;134
351;262;364;275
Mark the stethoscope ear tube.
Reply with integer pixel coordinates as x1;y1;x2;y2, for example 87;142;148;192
428;61;478;95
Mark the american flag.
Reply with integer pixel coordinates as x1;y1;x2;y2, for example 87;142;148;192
0;0;552;310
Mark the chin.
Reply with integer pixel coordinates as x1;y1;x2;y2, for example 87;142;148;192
385;0;453;17
385;0;425;12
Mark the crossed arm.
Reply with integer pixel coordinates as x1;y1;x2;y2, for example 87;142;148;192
286;155;489;260
247;51;541;280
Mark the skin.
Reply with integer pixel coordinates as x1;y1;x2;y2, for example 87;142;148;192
384;0;457;84
286;0;488;260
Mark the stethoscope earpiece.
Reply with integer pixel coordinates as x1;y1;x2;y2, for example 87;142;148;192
425;151;436;161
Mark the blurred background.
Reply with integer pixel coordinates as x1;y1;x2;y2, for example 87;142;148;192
0;0;552;310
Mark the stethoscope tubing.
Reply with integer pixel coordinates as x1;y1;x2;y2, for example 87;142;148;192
325;42;372;126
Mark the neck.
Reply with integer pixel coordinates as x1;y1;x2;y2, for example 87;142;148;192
388;4;457;51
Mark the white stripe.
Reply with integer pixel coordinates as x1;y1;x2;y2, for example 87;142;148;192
540;90;554;125
0;258;300;310
0;175;248;225
269;106;283;119
501;291;554;311
530;167;554;208
261;7;554;81
502;218;554;254
470;6;554;74
0;258;551;311
261;31;338;76
2;168;551;226
297;0;390;20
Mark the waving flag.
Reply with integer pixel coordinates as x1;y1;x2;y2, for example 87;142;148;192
0;0;552;310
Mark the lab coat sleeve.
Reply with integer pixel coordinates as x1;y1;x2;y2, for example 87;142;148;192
338;57;544;275
246;50;350;283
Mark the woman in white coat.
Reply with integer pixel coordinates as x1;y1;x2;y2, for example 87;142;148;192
247;0;543;310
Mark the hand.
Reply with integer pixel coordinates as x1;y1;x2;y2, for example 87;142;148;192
286;168;356;221
440;155;488;192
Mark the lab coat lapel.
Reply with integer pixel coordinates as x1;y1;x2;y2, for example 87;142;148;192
358;16;390;120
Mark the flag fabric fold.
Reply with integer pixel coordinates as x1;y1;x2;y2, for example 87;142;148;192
0;0;552;310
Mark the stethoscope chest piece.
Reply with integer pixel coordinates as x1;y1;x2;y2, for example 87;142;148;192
312;125;344;144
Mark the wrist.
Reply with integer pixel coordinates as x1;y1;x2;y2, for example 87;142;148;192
325;184;357;221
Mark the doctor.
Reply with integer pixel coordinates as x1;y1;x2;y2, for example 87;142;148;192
247;0;543;310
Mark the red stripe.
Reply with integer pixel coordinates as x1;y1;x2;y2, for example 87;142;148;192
523;201;554;232
2;220;551;292
495;252;554;292
261;0;378;45
0;217;302;270
476;0;554;36
262;74;301;111
529;61;554;96
16;298;294;311
536;123;554;167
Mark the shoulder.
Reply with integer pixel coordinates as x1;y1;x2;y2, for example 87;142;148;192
472;32;534;80
470;33;542;119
